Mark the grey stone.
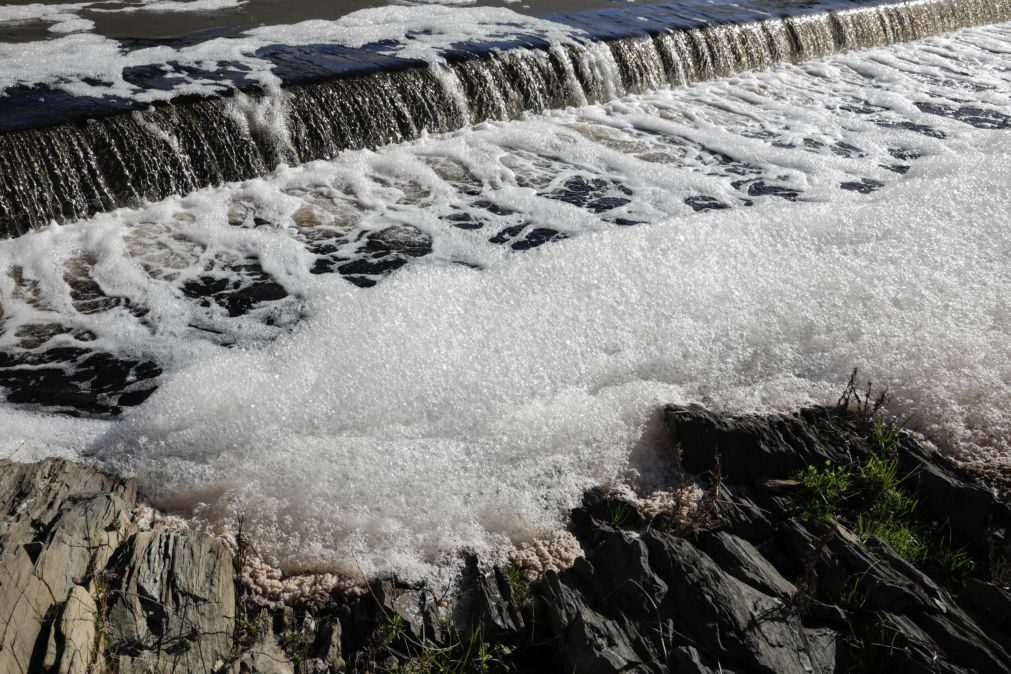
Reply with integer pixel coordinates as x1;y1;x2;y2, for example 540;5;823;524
311;619;344;671
539;572;650;674
0;459;136;674
456;556;525;642
959;577;1011;646
699;531;797;599
106;530;236;673
664;405;860;483
226;633;296;674
644;532;836;674
47;584;98;674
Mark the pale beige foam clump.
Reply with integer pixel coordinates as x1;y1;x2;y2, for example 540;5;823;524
509;530;584;582
218;533;366;607
133;503;190;532
634;486;705;521
134;503;363;607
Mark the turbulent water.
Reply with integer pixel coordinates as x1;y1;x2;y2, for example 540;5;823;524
1;14;1010;578
2;0;1009;235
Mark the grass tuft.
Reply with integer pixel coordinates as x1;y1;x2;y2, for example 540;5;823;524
502;562;531;607
797;409;982;583
799;461;851;523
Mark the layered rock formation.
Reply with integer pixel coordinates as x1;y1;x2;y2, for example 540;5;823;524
1;402;1008;673
0;460;235;674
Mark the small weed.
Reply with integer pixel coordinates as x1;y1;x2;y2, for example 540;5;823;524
278;628;309;665
855;453;917;523
860;452;899;498
235;612;262;645
844;615;906;669
934;543;973;578
870;415;901;454
799;461;851;522
840;576;869;611
837;368;889;425
502;562;531;606
802;385;987;585
661;451;722;540
799;455;927;568
838;573;909;672
379;614;408;648
798;399;933;569
857;516;927;566
986;537;1011;589
358;615;512;674
607;501;632;528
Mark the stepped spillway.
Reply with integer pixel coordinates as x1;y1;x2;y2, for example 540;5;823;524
1;0;1010;237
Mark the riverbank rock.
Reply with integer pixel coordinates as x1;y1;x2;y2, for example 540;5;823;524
106;531;236;673
0;460;242;673
0;459;136;674
1;403;1008;673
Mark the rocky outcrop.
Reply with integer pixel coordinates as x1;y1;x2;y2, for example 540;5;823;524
107;531;236;673
665;405;1011;551
1;403;1009;673
0;459;135;674
0;460;247;674
499;405;1010;674
533;527;837;674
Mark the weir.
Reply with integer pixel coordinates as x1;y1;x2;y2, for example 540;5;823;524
0;0;1009;238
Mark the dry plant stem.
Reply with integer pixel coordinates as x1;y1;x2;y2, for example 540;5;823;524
836;367;889;424
667;452;722;539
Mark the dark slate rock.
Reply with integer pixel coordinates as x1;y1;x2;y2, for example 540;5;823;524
538;571;653;674
663;405;862;482
959;579;1011;647
667;404;1011;555
901;450;1010;549
698;531;797;599
710;489;775;542
643;532;837;674
456;555;526;641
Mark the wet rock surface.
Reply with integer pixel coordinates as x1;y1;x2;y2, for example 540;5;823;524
1;403;1009;673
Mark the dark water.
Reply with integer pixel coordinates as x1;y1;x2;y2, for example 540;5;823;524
2;0;634;43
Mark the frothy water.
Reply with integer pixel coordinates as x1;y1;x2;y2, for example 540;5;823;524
2;0;1009;235
1;23;1010;579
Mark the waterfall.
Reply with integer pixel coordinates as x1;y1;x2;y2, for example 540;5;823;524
1;0;1008;238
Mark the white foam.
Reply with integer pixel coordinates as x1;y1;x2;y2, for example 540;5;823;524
0;409;109;462
1;25;1009;580
104;0;250;13
0;3;88;24
0;0;246;24
0;4;581;100
391;0;479;6
47;17;95;32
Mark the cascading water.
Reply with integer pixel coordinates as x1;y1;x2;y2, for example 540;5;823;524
1;0;1009;237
